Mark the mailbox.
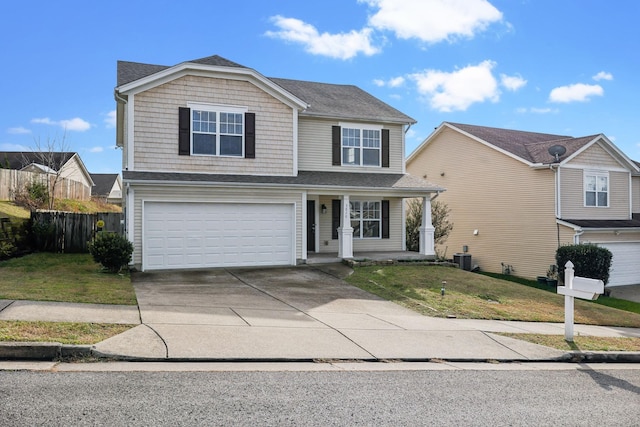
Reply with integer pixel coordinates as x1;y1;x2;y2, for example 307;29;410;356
558;261;605;341
557;276;604;300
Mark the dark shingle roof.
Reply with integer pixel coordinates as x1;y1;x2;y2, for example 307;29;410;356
562;216;640;229
269;78;415;124
0;152;75;171
117;55;245;87
447;122;599;164
116;55;415;124
90;173;119;196
122;170;443;193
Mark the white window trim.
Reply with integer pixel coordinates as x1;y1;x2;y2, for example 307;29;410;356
350;200;382;239
584;170;609;208
187;102;248;158
339;122;383;168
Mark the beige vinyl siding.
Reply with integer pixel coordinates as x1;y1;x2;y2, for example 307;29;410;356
298;117;404;173
60;157;91;187
129;184;303;267
570;142;623;168
407;127;557;279
132;75;294;175
315;196;404;253
633;176;640;213
560;168;630;219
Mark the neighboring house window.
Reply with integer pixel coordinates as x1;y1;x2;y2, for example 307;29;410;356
584;171;608;207
350;201;381;238
192;108;244;156
341;125;381;167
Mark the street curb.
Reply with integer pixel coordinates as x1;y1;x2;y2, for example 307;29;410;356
0;342;93;361
1;342;639;363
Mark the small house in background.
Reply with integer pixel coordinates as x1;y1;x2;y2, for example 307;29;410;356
406;122;640;287
0;151;93;201
90;173;123;206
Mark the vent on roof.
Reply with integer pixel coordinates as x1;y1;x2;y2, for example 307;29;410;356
548;145;567;162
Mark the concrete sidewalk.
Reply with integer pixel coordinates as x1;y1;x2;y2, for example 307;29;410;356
1;264;639;363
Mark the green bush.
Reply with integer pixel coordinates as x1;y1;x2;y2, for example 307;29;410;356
88;232;134;273
556;244;612;285
0;218;30;259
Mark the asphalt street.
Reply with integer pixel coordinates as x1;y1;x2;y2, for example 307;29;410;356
1;366;638;426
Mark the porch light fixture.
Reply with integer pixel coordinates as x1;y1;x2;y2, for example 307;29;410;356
321;204;327;214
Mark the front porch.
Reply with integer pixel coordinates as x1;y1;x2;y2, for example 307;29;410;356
306;251;433;265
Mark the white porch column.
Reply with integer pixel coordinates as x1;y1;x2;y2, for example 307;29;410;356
338;194;354;259
419;196;436;257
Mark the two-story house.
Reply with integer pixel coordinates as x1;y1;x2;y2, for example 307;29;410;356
407;122;640;287
115;55;442;271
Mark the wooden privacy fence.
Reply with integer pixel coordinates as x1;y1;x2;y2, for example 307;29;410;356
31;211;123;253
0;169;90;201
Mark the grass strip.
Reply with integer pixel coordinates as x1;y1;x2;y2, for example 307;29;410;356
496;333;640;352
0;320;134;345
0;253;137;305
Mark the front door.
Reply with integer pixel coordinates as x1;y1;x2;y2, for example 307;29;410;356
307;200;316;252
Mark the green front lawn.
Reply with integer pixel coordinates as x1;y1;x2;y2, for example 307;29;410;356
0;253;137;305
345;265;640;328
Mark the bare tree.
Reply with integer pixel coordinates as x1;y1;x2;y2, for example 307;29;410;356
21;133;71;210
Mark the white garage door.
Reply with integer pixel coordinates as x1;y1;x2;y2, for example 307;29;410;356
598;242;640;287
144;202;294;271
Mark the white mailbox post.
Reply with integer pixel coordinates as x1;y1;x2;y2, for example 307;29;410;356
557;261;604;341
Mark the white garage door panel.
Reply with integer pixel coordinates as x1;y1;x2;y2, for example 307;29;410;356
144;202;294;270
598;242;640;287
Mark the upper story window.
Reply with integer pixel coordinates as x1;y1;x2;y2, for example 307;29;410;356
350;200;381;238
341;125;381;167
190;104;246;157
584;171;608;207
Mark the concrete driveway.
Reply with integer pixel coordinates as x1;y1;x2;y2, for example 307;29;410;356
93;265;567;361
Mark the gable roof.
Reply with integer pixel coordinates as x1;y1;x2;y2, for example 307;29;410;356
270;78;415;124
408;122;639;171
116;55;414;124
90;173;120;196
0;151;76;171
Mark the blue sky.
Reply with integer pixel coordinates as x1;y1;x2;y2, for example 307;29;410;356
1;0;639;174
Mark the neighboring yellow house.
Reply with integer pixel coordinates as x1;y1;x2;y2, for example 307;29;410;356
407;122;640;287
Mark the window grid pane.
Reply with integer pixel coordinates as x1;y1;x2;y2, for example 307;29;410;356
585;174;608;207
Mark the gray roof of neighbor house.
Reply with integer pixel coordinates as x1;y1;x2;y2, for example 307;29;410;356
123;170;443;193
117;55;415;124
562;214;640;229
90;173;119;196
0;151;76;171
446;122;600;164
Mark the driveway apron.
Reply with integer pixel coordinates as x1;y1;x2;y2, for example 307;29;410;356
93;266;564;361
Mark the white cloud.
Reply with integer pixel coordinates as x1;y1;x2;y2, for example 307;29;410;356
105;110;117;128
361;0;503;43
60;117;91;131
265;15;381;59
374;76;405;87
409;60;499;112
593;71;613;81
517;107;558;114
31;116;91;132
89;146;104;153
31;117;56;125
8;126;31;135
549;83;604;103
530;107;558;114
500;73;527;91
0;142;31;151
